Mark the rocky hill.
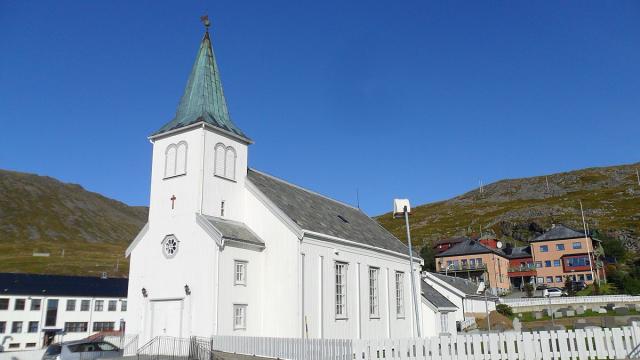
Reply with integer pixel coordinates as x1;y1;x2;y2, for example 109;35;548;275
377;162;640;252
0;169;147;277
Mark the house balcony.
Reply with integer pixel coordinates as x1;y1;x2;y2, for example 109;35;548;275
508;264;537;277
438;263;487;273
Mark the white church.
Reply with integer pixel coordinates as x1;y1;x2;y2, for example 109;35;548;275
125;24;431;342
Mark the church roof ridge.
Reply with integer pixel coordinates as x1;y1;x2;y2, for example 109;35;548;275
153;28;250;141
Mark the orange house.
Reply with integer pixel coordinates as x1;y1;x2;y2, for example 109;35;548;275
528;224;604;287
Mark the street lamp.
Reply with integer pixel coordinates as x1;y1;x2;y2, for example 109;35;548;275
393;199;421;338
444;263;455;277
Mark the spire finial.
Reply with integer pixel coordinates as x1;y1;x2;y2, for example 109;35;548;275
200;14;211;32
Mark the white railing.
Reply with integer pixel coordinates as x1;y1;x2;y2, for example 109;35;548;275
211;336;352;360
103;334;139;355
501;295;640;308
459;318;476;331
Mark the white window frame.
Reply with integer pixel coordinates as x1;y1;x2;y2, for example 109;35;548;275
214;143;237;181
233;304;247;330
234;260;247;286
368;267;379;318
335;262;348;319
395;271;405;318
440;313;449;334
164;141;188;179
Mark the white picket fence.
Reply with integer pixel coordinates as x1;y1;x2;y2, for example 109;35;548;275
208;323;640;360
501;295;640;308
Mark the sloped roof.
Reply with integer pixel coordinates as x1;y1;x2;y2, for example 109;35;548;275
502;246;532;259
421;280;457;310
437;238;505;258
247;169;412;256
0;273;127;297
530;224;586;242
202;215;265;247
434;236;469;246
430;273;498;300
154;31;250;142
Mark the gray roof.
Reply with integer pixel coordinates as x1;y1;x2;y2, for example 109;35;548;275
421;280;457;310
502;246;532;259
430;273;498;300
202;215;265;247
437;238;505;258
530;224;586;242
247;169;411;256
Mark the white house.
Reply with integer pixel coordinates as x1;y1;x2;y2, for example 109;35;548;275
125;25;430;342
420;281;457;335
0;273;128;352
422;272;497;327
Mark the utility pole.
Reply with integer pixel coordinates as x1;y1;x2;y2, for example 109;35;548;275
636;169;640;186
579;201;598;285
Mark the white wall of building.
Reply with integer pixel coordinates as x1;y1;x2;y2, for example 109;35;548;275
420;301;455;336
0;295;126;352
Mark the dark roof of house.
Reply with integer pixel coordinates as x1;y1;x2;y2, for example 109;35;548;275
502;246;532;259
434;236;469;247
202;215;265;247
247;169;412;256
530;224;587;242
0;273;128;297
436;238;505;258
429;273;499;300
421;281;457;310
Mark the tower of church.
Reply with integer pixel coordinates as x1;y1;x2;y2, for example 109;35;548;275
147;23;252;225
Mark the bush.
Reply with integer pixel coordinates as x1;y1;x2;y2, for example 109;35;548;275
523;283;534;298
496;304;514;318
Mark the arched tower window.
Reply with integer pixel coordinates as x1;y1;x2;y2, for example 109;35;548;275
225;146;236;180
214;143;226;176
164;141;188;178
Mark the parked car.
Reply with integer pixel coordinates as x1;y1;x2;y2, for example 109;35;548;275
536;284;548;290
43;340;122;360
543;287;565;298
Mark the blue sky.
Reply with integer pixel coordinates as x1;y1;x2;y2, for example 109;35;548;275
1;1;638;216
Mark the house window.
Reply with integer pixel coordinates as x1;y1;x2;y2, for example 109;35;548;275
368;267;379;317
11;321;22;333
587;274;593;281
0;298;9;310
220;201;225;217
164;142;188;178
233;304;247;330
14;299;26;310
45;299;58;327
556;244;565;251
64;322;88;333
540;245;548;252
66;299;76;311
578;274;585;281
234;261;247;286
108;300;117;311
93;322;115;332
572;242;582;249
26;343;36;348
335;262;348;318
537;277;544;284
566;256;590;267
535;262;542;268
555;276;562;283
28;321;38;333
546;276;553;283
544;260;552;267
94;300;104;311
80;300;90;311
395;271;405;317
553;260;561;267
440;313;449;333
0;321;5;333
121;300;127;312
214;143;237;180
30;299;41;311
8;344;19;349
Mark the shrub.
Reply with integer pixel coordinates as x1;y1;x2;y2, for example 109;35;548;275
496;304;514;317
523;283;534;298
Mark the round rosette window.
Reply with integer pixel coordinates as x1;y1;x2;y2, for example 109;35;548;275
162;235;180;259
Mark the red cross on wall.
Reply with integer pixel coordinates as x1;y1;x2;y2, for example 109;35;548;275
170;195;176;209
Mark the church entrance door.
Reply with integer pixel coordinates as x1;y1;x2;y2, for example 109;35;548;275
150;299;183;338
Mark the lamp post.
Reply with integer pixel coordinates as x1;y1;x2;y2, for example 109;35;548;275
445;263;455;277
393;199;421;338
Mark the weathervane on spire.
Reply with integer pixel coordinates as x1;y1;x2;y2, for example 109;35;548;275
200;14;211;31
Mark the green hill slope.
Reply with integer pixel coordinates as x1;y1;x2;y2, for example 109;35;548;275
377;162;640;251
0;169;147;277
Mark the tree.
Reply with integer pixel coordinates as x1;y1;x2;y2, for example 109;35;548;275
420;244;437;272
564;277;577;296
602;238;626;263
523;283;534;298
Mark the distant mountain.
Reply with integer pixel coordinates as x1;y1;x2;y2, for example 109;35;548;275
377;162;640;252
0;169;147;277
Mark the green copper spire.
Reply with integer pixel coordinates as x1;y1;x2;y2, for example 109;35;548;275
154;28;250;141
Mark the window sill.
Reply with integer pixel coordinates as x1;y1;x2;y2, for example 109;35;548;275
234;283;247;287
163;173;187;180
369;316;380;320
214;174;237;183
397;315;406;320
335;316;348;321
233;327;246;331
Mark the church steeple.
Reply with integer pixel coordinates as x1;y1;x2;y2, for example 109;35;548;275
154;22;250;142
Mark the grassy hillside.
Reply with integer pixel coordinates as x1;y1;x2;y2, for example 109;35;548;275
0;169;147;277
377;162;640;251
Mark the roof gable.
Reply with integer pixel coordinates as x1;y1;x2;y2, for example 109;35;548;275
437;238;505;257
246;169;411;256
530;224;586;242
